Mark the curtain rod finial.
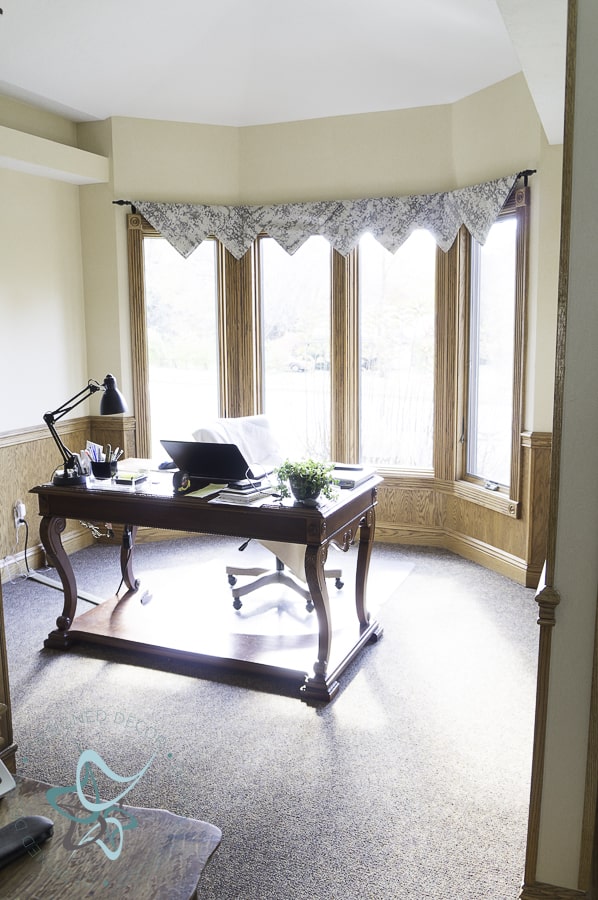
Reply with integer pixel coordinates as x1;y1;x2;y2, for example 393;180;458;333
518;169;537;186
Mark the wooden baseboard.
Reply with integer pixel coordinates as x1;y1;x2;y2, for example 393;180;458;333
1;528;94;586
376;522;539;587
519;881;587;899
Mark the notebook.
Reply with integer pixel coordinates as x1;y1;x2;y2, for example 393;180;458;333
160;439;273;482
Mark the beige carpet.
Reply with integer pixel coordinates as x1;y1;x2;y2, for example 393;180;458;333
2;537;538;899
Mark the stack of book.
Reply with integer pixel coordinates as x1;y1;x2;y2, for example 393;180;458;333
210;484;276;505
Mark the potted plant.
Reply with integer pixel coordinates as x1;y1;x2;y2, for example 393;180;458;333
275;459;339;505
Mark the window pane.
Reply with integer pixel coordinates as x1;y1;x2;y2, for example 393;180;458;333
260;236;331;459
143;237;218;459
359;231;436;467
467;217;517;485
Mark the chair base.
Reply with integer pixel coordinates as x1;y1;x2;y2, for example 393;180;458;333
226;559;343;612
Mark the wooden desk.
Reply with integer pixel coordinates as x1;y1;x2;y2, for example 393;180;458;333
31;473;383;702
0;777;221;899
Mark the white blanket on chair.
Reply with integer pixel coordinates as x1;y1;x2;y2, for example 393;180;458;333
192;415;282;475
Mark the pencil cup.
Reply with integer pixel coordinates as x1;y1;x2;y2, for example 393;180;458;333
91;461;117;480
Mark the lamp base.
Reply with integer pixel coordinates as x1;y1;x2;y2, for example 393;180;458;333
52;471;87;486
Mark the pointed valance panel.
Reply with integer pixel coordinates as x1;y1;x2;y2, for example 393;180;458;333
134;173;519;260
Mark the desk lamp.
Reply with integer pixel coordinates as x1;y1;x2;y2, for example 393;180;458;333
43;374;128;485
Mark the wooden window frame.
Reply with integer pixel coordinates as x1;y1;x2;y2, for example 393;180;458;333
453;185;529;516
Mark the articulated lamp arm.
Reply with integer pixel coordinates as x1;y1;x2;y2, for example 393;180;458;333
43;375;127;485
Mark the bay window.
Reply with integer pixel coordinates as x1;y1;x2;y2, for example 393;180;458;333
127;179;528;517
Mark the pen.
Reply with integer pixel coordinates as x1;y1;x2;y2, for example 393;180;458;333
107;443;112;462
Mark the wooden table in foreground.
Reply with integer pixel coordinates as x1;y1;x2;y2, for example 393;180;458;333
30;472;383;702
0;777;221;899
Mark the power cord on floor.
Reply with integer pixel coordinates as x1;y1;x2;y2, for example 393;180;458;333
21;516;102;606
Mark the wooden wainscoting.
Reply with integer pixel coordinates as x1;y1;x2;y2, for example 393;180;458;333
519;883;587;900
376;432;552;587
0;416;136;584
88;415;137;462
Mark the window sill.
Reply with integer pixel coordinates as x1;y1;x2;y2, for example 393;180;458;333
439;478;520;517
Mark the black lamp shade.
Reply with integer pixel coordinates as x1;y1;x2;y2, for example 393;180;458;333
99;374;128;415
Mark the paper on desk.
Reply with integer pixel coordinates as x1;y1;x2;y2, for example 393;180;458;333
187;484;224;498
208;494;270;506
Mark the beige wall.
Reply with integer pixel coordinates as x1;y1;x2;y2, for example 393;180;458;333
526;142;564;432
0;167;88;432
0;94;78;146
108;117;241;203
237;104;454;203
451;73;544;184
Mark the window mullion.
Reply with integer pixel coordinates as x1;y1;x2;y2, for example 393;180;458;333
467;241;482;477
331;249;359;462
434;234;461;481
509;189;530;504
220;247;258;417
127;213;151;459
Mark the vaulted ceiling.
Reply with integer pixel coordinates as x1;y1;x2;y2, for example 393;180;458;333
0;0;566;143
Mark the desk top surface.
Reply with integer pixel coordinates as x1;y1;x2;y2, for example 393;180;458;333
31;465;381;546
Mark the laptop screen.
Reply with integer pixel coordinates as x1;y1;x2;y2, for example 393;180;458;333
160;440;269;482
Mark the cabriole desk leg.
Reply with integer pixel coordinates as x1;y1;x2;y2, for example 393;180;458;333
121;525;140;592
355;508;384;649
301;544;339;703
40;516;77;647
355;508;376;628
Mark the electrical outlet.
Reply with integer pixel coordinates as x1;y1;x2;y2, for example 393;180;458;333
13;501;25;528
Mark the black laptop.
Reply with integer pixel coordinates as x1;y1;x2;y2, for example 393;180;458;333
160;440;273;482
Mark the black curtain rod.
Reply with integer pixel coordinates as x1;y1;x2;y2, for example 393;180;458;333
518;169;537;186
113;200;137;213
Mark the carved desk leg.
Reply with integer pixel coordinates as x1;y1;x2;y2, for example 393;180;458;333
301;544;339;703
355;508;375;628
40;516;77;648
120;525;140;593
355;507;383;641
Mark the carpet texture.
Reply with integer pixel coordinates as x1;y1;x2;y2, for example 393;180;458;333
1;537;538;899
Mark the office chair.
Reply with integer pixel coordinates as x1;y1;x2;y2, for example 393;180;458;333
192;415;343;611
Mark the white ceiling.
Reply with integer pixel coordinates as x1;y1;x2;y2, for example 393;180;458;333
0;0;566;143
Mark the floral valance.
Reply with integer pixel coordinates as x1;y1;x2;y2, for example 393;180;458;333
133;173;519;260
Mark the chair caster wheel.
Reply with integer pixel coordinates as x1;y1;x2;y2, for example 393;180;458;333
228;574;237;586
233;597;243;610
335;578;344;590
